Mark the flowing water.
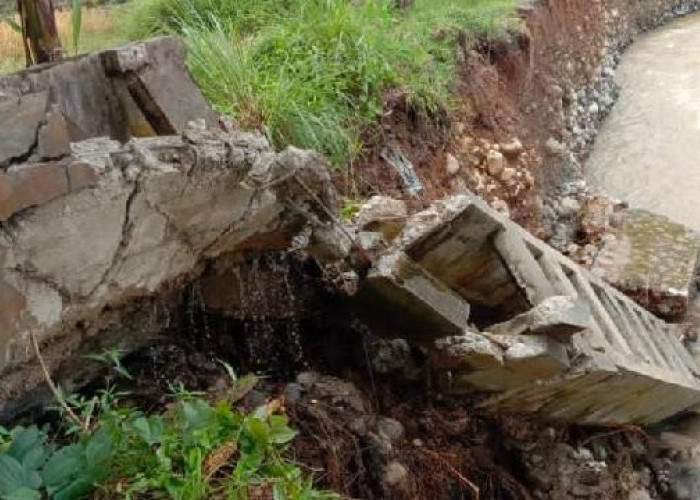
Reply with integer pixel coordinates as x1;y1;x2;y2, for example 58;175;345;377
586;12;700;228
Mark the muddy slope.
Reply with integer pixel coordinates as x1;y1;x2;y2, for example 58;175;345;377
345;0;700;240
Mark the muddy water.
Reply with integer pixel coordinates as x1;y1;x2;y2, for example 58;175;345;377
586;12;700;228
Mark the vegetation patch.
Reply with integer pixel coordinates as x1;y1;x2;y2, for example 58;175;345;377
0;357;332;499
125;0;521;165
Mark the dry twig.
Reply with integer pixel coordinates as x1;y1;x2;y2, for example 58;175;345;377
29;329;88;432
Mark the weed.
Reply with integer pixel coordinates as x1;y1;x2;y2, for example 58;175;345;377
0;351;333;499
340;199;363;221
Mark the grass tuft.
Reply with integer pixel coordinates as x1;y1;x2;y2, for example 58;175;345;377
126;0;521;166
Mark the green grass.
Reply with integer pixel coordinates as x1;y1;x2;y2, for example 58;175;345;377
125;0;521;166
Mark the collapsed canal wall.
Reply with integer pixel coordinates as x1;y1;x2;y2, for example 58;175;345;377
1;0;700;426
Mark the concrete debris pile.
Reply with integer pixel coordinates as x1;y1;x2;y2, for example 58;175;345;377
349;194;700;424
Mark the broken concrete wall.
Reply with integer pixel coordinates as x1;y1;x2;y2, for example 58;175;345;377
0;126;337;412
0;36;218;170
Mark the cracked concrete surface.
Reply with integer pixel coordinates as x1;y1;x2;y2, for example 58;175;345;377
0;127;337;411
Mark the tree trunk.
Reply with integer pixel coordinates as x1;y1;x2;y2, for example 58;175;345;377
17;0;62;66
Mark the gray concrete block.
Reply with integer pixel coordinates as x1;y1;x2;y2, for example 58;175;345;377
489;296;592;340
354;251;471;343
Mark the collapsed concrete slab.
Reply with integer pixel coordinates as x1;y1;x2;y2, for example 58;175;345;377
364;193;700;424
592;209;700;317
432;332;570;393
0;127;337;413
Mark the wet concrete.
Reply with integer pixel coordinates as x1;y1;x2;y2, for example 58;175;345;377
586;12;700;229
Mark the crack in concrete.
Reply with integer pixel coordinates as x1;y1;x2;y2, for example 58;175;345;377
88;178;141;298
201;188;266;257
5;265;72;304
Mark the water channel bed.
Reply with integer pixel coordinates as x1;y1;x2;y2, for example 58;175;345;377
587;11;700;229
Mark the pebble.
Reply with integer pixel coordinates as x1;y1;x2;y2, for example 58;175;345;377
558;196;582;217
491;199;510;217
500;138;524;158
377;417;405;443
486;150;506;177
445;153;462;176
575;447;594;461
283;383;303;403
500;167;517;182
297;371;320;387
545;137;566;156
383;461;409;487
524;171;535;187
349;416;370;435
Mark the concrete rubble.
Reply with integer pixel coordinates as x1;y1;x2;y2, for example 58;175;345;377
0;36;217;168
592;208;700;317
488;295;591;340
354;194;700;424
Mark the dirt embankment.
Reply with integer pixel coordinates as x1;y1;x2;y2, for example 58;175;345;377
343;0;700;259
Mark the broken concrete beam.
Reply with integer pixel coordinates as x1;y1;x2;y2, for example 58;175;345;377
480;368;700;425
592;209;700;317
396;195;528;314
353;251;471;343
488;295;592;340
0;36;218;166
431;332;503;371
494;227;558;306
432;331;570;394
0;127;337;414
377;192;700;424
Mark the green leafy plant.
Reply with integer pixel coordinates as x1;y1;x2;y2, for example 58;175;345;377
0;351;333;499
340;198;363;221
84;348;132;381
0;426;46;500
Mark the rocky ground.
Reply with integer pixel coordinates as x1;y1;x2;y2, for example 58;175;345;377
83;325;665;500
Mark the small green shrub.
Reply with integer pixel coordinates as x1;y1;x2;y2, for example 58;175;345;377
0;372;333;499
